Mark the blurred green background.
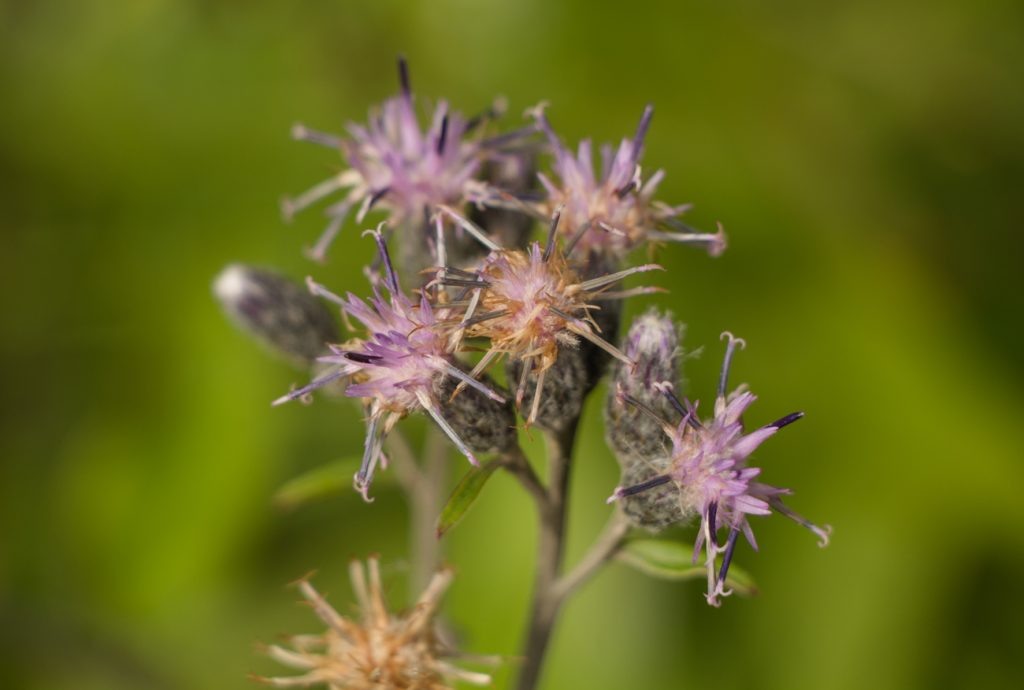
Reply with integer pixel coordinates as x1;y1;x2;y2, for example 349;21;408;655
3;0;1024;688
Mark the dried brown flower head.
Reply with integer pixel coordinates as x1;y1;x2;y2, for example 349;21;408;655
434;207;662;425
256;558;496;689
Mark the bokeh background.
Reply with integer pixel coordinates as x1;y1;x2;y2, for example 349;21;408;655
3;1;1024;688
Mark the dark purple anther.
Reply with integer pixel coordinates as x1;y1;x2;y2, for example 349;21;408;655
437;113;449;155
542;207;562;262
768;411;804;430
707;502;718;547
631;104;654;161
717;527;740;585
343;352;383;365
660;386;703;430
368;229;400;294
614;178;638;199
366;187;390;213
616;474;672;498
397;56;411;99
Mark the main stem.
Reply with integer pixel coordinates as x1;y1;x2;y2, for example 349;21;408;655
515;418;579;690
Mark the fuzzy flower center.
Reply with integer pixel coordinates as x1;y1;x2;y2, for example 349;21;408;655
472;244;584;371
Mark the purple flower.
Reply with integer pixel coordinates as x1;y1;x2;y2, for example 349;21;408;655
283;58;527;262
531;104;726;259
608;333;830;606
273;228;503;500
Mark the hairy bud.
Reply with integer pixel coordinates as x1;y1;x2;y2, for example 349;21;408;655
580;254;625;390
435;372;518;455
507;345;590;432
617;455;684;531
213;264;338;366
605;309;682;466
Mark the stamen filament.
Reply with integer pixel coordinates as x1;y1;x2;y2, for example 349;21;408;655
291;123;343;149
718;331;746;399
438;205;501;251
418;392;479;466
575;264;663;292
282;174;347;221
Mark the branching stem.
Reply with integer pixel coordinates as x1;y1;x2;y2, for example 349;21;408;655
553;510;630;602
514;419;578;690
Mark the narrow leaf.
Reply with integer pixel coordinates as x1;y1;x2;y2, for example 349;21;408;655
616;538;757;596
435;460;502;538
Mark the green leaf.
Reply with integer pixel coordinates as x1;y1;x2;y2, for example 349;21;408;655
435;460;502;538
272;457;364;511
616;538;757;596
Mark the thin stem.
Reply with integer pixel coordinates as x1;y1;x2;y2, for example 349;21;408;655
384;429;424;492
387;426;449;597
515;419;579;690
415;427;450;593
552;510;631;602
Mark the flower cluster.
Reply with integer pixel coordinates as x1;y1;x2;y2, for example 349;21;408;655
217;58;829;621
608;333;831;605
256;557;497;689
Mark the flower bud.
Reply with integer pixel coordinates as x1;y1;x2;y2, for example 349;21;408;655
213;264;338;366
434;371;518;455
507;345;590;433
580;254;625;391
605;309;681;466
617;455;684;531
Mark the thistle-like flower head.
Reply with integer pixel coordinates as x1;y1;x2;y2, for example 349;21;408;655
433;208;662;425
274;228;503;500
283;59;518;262
532;104;726;259
256;558;497;689
473;242;582;372
608;333;831;606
